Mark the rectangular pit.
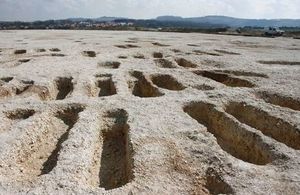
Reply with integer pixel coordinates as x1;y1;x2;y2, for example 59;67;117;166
98;109;134;190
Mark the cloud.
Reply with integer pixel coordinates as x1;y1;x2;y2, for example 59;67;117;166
0;0;299;21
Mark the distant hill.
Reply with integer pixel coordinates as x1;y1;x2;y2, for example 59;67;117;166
94;16;126;22
156;15;300;27
156;16;184;21
1;15;300;30
67;16;126;22
63;15;300;27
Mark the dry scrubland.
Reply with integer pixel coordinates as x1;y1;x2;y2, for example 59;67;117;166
0;30;300;194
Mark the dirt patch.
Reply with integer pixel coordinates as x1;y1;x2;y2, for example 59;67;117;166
49;48;61;52
175;58;198;68
115;44;140;49
55;77;74;100
170;49;182;53
129;71;164;98
288;48;300;51
215;70;268;78
257;60;300;66
257;91;300;111
35;48;46;52
202;59;225;68
193;50;221;56
128;37;139;41
14;49;26;54
125;40;137;43
230;41;273;49
1;77;13;83
98;109;134;190
184;102;272;165
154;59;177;68
82;51;96;57
133;53;145;59
98;61;120;69
51;53;65;57
193;84;215;91
21;80;34;85
152;42;170;47
126;44;140;48
115;45;129;49
214;49;241;55
226;102;300;150
187;44;199;47
205;168;234;195
194;71;256;88
5;109;35;120
150;74;186;91
95;75;117;97
153;52;163;58
118;55;128;59
18;59;31;63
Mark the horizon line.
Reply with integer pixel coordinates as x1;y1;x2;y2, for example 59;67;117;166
1;15;300;23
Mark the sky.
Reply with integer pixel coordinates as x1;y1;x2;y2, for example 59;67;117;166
0;0;299;21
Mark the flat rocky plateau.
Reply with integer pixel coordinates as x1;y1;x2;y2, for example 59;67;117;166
0;30;299;194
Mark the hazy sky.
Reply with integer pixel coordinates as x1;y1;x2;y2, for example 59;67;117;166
0;0;299;21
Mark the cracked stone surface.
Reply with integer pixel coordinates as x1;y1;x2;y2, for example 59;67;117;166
0;30;300;194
